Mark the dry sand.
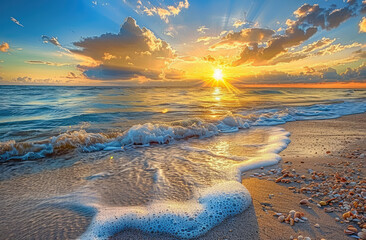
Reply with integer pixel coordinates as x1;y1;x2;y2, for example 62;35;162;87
113;113;366;240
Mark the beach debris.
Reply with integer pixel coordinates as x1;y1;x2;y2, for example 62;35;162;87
346;225;358;234
359;231;366;240
319;201;327;206
266;161;366;229
275;210;307;226
324;207;334;213
300;199;310;205
290;218;295;226
314;223;320;228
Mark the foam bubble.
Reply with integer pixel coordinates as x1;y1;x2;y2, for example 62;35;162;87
80;181;251;239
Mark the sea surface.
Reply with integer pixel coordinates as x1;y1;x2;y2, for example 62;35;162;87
1;85;366;239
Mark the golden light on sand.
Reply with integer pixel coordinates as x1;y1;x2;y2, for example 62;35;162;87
213;69;224;81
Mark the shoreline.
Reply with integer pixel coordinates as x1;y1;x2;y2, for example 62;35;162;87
113;112;366;240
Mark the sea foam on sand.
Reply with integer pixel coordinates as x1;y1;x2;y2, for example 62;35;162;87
78;128;290;239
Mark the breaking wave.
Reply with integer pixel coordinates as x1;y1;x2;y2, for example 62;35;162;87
1;100;366;162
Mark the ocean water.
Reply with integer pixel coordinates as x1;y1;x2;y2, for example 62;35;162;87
0;85;366;239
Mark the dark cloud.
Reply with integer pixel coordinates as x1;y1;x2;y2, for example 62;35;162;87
231;1;360;66
71;17;176;80
341;63;366;80
321;67;342;80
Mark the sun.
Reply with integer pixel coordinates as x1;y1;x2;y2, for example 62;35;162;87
213;68;224;81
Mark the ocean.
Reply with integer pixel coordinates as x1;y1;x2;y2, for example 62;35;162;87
0;85;366;239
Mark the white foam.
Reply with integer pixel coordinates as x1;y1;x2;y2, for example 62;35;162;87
78;127;290;239
80;181;251;239
2;100;366;162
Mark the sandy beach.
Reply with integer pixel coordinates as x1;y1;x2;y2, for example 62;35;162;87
113;113;366;240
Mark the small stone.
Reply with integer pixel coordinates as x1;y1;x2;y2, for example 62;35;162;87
315;223;320;228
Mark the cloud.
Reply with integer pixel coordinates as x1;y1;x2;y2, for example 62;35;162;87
203;55;215;62
362;0;366;13
211;28;275;50
71;17;176;80
341;63;366;80
269;40;361;65
304;66;316;74
64;72;85;79
234;62;366;85
41;35;61;47
41;35;72;53
10;17;24;27
233;20;249;28
25;60;70;66
0;42;10;52
316;42;362;55
197;26;208;34
359;17;366;33
136;0;189;23
163;68;185;79
301;37;335;53
196;36;220;44
231;1;359;66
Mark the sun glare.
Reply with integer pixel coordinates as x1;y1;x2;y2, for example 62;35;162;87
213;69;223;81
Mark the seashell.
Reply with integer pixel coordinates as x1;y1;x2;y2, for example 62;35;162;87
304;237;311;240
324;207;334;213
300;199;310;205
343;211;351;219
347;225;358;233
275;176;284;183
290;218;294;226
298;236;304;240
319;201;327;206
358;232;366;240
314;223;320;228
278;215;285;222
344;229;355;235
285;214;291;222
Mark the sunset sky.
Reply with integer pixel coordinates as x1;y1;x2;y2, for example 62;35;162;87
0;0;365;87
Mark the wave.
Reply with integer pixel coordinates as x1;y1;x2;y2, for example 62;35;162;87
1;100;366;162
43;127;289;240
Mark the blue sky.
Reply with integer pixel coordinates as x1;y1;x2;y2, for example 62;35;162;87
0;0;365;86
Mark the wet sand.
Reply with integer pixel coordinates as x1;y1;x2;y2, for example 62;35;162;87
113;113;366;240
